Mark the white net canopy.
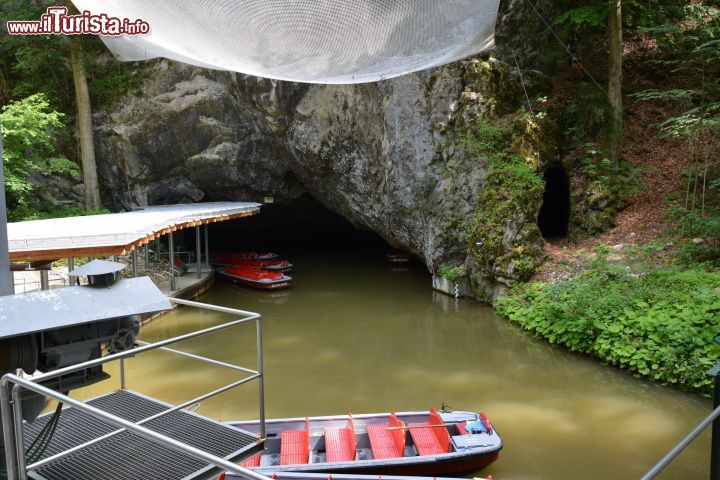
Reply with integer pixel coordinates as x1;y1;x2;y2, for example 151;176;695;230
71;0;501;84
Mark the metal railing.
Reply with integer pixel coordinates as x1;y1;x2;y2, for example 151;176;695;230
0;297;270;480
641;404;720;479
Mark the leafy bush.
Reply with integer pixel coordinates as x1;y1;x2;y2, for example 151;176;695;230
496;255;720;395
440;265;466;282
1;93;78;220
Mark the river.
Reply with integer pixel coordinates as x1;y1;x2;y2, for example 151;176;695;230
79;253;712;479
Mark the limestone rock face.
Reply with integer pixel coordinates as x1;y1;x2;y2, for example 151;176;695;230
89;1;568;301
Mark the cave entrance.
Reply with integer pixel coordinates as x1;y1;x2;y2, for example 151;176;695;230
204;194;390;253
537;166;570;239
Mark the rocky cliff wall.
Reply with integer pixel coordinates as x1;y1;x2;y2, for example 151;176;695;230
86;1;572;301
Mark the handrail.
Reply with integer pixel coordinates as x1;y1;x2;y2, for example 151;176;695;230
0;297;268;480
1;375;270;480
641;404;720;479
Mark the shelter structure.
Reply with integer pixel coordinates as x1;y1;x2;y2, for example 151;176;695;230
7;202;261;293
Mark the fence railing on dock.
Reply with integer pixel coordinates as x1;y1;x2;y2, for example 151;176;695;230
0;297;271;480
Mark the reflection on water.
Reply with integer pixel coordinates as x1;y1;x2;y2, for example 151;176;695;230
79;253;711;479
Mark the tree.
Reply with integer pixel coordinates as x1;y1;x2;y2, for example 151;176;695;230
607;0;623;172
0;94;78;220
65;0;101;210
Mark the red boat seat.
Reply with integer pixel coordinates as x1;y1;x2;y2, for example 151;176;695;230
324;414;356;462
408;408;451;456
455;423;469;435
241;454;261;467
367;412;406;459
280;417;310;465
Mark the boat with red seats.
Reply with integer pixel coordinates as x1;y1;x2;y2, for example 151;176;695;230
221;472;492;480
226;408;501;476
227;258;294;272
216;266;292;289
213;252;279;265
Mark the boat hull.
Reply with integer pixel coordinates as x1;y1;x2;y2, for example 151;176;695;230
216;268;291;290
228;410;502;477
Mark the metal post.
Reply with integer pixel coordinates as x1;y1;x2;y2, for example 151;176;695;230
155;238;160;261
713;341;720;480
119;358;126;390
11;386;27;480
112;255;119;263
204;225;209;266
144;244;149;269
1;381;18;480
256;318;265;439
68;257;74;272
168;232;176;291
195;226;202;279
131;248;138;278
39;270;49;291
0;123;14;296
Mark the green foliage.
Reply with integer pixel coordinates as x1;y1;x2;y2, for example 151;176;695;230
469;155;543;260
1;94;78;221
440;265;466;282
0;0;146;109
561;86;613;144
554;4;608;34
17;204;110;222
460;117;544;277
496;255;720;395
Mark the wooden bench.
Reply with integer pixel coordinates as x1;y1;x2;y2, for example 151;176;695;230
408;408;451;456
280;417;310;465
367;412;406;459
324;414;356;462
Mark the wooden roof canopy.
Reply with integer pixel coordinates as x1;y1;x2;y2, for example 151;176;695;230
8;202;261;262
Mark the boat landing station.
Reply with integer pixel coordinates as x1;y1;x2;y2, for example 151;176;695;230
0;202;276;480
7;202;260;295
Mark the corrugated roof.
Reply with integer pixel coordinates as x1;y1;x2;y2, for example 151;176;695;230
67;259;125;277
8;202;261;261
0;277;171;340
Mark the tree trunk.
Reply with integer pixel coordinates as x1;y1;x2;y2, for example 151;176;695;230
66;1;100;210
608;0;623;172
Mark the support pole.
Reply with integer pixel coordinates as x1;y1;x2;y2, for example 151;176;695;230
40;270;49;291
204;225;209;266
155;238;160;261
257;318;265;439
0;122;13;296
712;344;720;480
131;248;138;278
144;244;149;269
168;232;176;291
195;226;202;279
68;257;75;287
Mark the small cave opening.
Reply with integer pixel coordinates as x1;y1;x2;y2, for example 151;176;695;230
202;194;391;254
537;166;571;239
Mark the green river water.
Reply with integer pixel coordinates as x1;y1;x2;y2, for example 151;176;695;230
78;253;712;479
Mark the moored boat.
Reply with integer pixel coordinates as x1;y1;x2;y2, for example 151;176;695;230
221;472;492;480
228;258;294;272
386;251;411;264
226;408;501;476
213;252;279;265
217;266;292;289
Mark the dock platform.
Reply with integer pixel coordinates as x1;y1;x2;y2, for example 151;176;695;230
24;390;262;480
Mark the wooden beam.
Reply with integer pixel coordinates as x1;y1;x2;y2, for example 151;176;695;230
10;245;125;262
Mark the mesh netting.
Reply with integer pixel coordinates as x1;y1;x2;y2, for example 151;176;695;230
71;0;500;84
